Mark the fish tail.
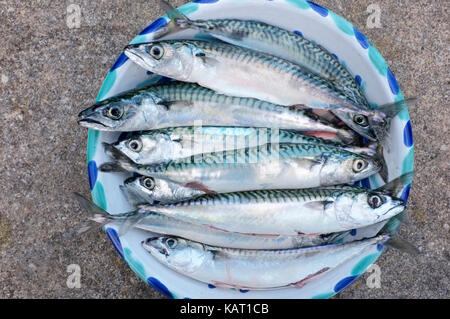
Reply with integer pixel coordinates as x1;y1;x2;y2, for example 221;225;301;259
376;171;414;197
73;192;119;234
384;235;420;256
369;97;417;142
73;192;144;236
336;127;358;145
374;143;388;183
161;0;191;25
100;142;137;173
153;0;193;39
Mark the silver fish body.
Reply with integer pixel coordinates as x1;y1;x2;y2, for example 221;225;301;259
143;234;390;289
113;126;375;165
160;2;367;107
124;40;401;141
103;143;380;194
135;213;348;250
78;82;356;143
124;40;365;112
138;187;404;235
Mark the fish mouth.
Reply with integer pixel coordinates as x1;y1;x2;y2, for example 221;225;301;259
143;237;169;256
124;45;154;70
77;117;107;128
382;205;405;218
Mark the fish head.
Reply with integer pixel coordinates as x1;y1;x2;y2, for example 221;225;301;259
114;132;173;164
125;41;200;81
319;152;381;185
143;236;207;273
334;190;405;227
78;92;166;131
333;111;378;142
123;176;204;204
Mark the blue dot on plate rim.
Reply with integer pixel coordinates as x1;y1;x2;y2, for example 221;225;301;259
110;52;129;71
400;184;411;202
307;1;329;17
353;26;369;49
360;178;371;189
147;277;174;298
87;160;98;191
403;120;413;147
334;275;358;292
139;17;168;35
293;30;303;37
193;0;219;3
355;75;362;87
106;228;124;260
387;68;400;95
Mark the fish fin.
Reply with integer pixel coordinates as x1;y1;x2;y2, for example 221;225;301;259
184;182;215;195
376;171;414;197
385;236;420;256
369;97;417;142
198;55;220;67
303;200;334;211
158;100;193;110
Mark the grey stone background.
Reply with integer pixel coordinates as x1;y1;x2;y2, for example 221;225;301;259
0;0;448;299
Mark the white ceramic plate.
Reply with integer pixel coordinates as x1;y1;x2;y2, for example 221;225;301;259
85;0;413;299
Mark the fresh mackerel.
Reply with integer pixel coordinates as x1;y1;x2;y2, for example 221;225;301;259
78;82;356;143
143;235;390;289
135;187;404;235
159;0;368;107
101;143;380;193
134;212;349;250
113;126;376;165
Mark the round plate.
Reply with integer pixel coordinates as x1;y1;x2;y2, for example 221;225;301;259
85;0;413;299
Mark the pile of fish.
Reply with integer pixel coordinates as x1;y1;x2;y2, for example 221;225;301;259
76;1;414;291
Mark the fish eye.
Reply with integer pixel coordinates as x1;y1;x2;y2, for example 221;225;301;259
368;194;384;208
141;177;155;190
352;159;367;172
353;114;369;127
165;238;178;249
127;138;142;152
148;45;164;60
106;106;123;120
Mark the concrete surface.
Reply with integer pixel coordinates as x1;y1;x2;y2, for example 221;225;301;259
0;0;448;299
